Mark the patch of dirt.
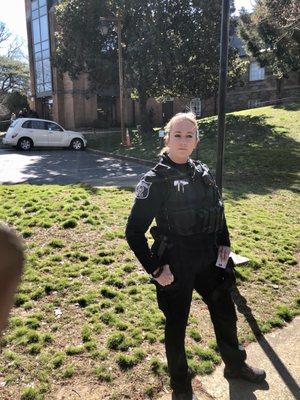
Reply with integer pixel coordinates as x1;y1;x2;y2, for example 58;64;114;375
48;381;109;400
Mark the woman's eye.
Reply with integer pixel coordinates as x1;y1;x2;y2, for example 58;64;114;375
174;134;181;138
187;135;193;139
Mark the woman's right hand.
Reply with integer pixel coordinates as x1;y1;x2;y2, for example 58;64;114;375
153;264;174;286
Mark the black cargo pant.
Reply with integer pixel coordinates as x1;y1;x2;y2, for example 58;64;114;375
155;241;246;395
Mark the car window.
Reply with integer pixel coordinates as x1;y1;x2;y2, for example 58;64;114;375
21;120;32;128
46;122;63;132
31;120;47;130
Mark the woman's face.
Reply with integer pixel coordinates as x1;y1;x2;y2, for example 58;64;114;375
166;118;198;164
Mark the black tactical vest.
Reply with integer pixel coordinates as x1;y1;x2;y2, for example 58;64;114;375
153;157;224;236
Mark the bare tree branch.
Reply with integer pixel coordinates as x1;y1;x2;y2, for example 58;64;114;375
0;22;11;46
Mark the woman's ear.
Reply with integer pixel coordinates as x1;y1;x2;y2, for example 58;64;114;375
165;133;170;145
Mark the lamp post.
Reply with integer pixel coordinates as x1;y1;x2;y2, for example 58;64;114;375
216;0;230;195
100;15;126;145
216;1;250;267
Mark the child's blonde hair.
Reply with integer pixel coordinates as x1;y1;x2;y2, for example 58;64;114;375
160;112;199;155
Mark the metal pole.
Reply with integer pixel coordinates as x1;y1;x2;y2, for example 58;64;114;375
117;15;126;145
216;0;230;194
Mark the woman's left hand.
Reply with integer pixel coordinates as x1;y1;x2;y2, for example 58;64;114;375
218;245;231;263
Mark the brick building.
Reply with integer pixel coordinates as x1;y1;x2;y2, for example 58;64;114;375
25;0;299;130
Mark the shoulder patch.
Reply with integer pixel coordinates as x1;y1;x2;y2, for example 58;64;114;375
135;179;152;199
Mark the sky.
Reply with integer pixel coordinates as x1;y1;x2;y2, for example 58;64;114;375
0;0;255;58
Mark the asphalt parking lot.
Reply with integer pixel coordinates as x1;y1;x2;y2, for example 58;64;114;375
0;148;149;187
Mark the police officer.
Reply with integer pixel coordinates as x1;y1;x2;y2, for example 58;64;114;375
125;112;266;400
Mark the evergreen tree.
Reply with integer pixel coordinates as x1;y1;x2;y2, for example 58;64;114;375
239;0;300;78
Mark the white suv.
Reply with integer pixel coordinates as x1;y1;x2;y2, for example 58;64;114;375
2;118;87;151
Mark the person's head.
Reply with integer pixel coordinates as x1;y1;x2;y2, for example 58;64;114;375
162;112;199;163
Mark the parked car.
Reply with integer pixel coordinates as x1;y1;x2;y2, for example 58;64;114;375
2;118;87;151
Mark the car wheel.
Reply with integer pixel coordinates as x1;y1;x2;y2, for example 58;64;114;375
17;137;33;151
70;138;84;151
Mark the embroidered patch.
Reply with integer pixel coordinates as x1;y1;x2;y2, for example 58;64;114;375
135;180;152;199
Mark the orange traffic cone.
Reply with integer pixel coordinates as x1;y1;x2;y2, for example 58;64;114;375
125;128;131;147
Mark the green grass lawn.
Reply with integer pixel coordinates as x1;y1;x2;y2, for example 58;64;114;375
0;103;299;400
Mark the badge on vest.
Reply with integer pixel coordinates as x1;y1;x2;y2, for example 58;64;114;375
174;180;189;193
135;180;152;199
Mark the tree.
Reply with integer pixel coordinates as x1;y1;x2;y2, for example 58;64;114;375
0;22;11;46
0;22;29;118
54;1;118;88
238;0;300;78
3;91;28;114
54;0;245;131
0;56;29;94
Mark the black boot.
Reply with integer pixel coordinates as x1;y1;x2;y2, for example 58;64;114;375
224;363;266;383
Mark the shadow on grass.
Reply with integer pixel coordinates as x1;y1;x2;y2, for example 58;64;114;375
273;103;300;111
198;114;300;199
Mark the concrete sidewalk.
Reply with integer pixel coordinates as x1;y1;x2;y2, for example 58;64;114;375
198;316;300;400
159;317;300;400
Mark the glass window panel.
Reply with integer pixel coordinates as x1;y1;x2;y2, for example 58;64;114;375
37;84;44;93
32;18;41;44
31;0;38;11
190;98;201;117
39;0;47;6
40;15;49;42
31;120;46;130
35;51;42;61
22;121;32;128
42;49;50;59
35;60;44;84
34;43;41;53
41;40;49;50
43;59;52;83
32;9;39;19
249;62;265;81
40;6;47;16
46;122;62;131
44;83;52;91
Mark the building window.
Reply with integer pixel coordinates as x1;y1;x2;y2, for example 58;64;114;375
31;0;52;96
249;62;265;81
248;99;262;108
190;98;201;117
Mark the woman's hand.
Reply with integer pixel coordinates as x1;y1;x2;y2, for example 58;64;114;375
218;245;231;263
153;264;174;286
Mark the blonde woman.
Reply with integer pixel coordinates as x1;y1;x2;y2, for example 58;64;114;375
126;112;266;400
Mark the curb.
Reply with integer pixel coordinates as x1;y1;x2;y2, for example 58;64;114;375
86;147;155;167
